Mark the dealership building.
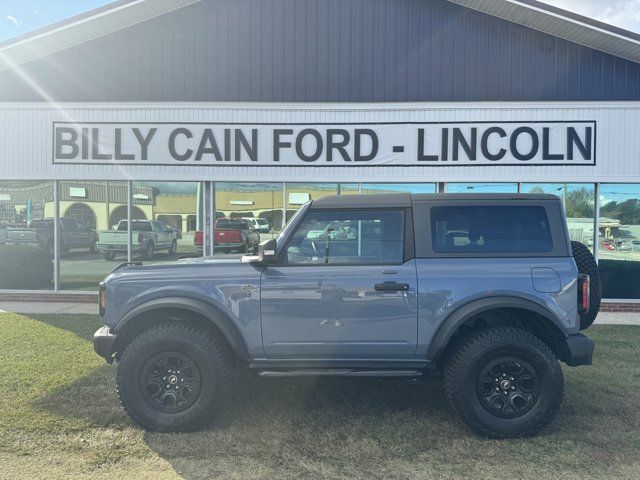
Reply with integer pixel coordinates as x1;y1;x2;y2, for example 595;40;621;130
1;0;640;300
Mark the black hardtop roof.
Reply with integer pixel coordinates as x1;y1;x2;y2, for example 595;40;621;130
310;193;560;208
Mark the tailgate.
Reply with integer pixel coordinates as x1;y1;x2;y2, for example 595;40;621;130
98;231;130;245
215;228;242;244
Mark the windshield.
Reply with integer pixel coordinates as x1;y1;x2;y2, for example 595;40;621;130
277;201;310;248
217;220;249;230
118;221;152;232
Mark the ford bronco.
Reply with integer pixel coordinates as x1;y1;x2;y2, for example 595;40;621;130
94;193;599;438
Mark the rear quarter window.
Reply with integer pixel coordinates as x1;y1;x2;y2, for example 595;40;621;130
431;205;553;254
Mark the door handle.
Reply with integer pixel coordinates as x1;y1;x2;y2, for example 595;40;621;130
375;282;410;292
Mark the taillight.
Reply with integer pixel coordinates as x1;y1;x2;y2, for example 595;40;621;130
578;274;590;312
194;231;203;246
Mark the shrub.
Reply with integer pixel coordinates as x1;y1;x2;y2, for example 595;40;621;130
0;245;53;289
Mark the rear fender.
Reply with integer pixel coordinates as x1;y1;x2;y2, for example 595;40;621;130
426;296;567;362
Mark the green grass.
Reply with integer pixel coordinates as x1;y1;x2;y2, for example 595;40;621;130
1;313;639;479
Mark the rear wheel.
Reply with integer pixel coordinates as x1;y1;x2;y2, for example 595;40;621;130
443;327;563;439
169;240;177;255
104;251;115;261
144;242;154;260
571;241;601;330
116;322;231;432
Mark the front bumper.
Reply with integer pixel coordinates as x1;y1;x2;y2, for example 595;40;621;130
93;326;117;363
565;333;595;367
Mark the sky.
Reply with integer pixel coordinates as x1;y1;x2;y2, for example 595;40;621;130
1;0;640;43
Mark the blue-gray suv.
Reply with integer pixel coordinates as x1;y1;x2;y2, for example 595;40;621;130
94;193;599;438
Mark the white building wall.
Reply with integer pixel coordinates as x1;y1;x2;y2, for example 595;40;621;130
1;101;639;183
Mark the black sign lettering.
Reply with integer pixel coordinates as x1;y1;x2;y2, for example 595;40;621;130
133;128;157;161
354;129;378;162
417;128;438;161
481;127;507;161
169;128;193;161
55;127;79;160
510;126;539;161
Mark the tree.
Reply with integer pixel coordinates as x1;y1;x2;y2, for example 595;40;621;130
564;187;594;218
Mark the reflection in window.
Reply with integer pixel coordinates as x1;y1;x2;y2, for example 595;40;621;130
133;181;201;263
445;183;518;193
285;183;339;223
598;184;640;299
361;184;436;194
0;181;54;290
522;183;595;251
284;209;404;265
216;182;284;236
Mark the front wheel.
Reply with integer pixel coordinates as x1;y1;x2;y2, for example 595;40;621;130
116;323;231;432
443;327;563;439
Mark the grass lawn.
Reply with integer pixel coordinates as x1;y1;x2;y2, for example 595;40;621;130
1;313;639;480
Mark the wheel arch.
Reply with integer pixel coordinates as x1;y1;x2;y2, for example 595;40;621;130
112;297;249;360
426;296;569;363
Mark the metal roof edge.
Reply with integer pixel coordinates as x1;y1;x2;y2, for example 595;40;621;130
447;0;640;64
0;0;202;73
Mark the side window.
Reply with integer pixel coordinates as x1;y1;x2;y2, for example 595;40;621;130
284;209;404;265
431;205;553;254
154;221;166;232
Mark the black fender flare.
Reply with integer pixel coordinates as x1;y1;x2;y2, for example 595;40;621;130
425;296;566;362
114;296;249;359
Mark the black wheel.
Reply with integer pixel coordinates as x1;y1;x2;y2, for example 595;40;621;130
443;327;563;439
169;240;177;255
104;251;115;261
89;241;97;254
144;242;154;260
116;322;231;432
571;241;601;330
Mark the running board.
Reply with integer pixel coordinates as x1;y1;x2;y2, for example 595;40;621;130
258;369;424;377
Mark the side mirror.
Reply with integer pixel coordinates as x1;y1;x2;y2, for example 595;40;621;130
257;238;277;264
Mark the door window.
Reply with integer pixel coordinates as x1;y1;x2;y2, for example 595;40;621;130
283;209;404;265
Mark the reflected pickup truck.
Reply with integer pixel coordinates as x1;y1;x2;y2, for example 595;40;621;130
6;218;96;255
98;219;177;261
194;218;260;254
94;193;599;438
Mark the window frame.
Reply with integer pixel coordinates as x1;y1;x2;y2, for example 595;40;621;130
275;207;411;267
412;199;570;259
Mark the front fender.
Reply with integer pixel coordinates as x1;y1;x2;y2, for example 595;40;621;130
425;296;567;362
115;296;249;359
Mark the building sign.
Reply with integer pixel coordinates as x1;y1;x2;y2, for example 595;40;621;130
53;121;596;166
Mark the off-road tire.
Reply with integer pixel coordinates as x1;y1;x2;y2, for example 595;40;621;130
571;241;601;330
104;251;115;261
443;327;564;439
116;322;231;432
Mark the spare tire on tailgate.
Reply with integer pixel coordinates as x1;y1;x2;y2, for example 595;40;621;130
571;241;601;330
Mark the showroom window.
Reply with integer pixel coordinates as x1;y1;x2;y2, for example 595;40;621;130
285;183;339;223
445;183;518;193
361;183;436;194
0;181;54;290
132;181;202;266
598;184;640;299
521;183;596;253
215;182;284;237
